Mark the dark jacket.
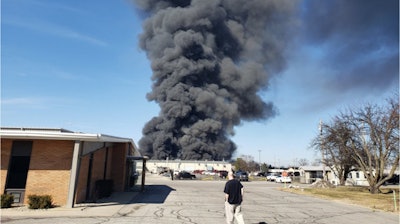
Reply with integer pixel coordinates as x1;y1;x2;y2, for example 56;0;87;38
224;179;243;204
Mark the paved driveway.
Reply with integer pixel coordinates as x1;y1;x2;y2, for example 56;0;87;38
2;175;399;224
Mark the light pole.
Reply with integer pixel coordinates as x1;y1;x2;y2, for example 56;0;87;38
258;150;261;171
319;120;326;181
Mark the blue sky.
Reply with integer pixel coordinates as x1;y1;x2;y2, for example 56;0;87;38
2;0;398;166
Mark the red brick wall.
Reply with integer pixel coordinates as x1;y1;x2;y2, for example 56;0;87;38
105;147;113;179
1;139;12;193
75;145;126;203
88;147;106;201
75;155;89;203
110;143;128;191
91;148;106;182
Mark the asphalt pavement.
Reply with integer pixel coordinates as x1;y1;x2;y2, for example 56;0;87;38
1;174;399;224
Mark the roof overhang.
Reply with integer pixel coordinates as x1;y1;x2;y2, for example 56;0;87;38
0;127;136;145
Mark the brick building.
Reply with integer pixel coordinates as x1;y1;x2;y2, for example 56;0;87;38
0;127;143;208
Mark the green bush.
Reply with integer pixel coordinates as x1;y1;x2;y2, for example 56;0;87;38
28;194;53;209
1;194;14;208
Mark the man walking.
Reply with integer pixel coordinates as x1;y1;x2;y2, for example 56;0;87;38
224;171;245;224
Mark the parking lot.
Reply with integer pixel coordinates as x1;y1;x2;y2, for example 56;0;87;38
2;174;399;224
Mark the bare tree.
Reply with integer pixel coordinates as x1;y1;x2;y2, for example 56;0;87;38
233;155;263;172
311;159;321;166
311;118;356;185
244;160;256;171
297;158;309;166
240;154;255;163
316;95;399;193
233;158;249;171
343;96;399;193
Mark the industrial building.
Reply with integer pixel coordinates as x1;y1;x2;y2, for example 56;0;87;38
0;127;143;208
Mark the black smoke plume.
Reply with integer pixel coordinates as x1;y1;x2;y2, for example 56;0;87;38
134;0;298;160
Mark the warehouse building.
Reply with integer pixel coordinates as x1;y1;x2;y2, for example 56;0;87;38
0;127;143;208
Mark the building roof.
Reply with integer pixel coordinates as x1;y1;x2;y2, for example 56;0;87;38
299;166;331;171
148;159;230;164
0;127;136;145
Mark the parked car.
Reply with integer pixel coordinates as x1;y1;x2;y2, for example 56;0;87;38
219;170;228;179
275;176;292;183
235;171;249;181
193;170;204;174
384;174;399;185
202;170;216;175
266;173;279;181
256;171;266;177
176;171;196;180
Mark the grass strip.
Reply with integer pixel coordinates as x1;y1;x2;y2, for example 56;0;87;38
281;186;399;213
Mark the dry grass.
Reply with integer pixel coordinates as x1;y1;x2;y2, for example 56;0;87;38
281;185;400;213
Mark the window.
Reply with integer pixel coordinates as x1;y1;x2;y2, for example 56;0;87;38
6;141;32;189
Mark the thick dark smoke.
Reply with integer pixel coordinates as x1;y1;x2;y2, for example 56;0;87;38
301;0;399;94
134;0;298;160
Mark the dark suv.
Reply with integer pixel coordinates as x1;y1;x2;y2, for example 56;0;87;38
176;171;196;180
219;170;228;179
235;171;249;181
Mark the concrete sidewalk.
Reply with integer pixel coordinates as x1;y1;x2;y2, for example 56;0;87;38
1;191;140;217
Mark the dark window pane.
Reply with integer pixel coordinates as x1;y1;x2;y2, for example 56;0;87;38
6;141;32;189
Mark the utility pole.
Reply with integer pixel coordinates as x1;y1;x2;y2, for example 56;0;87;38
319;120;326;181
258;150;261;171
